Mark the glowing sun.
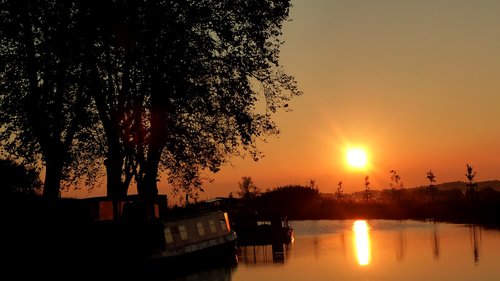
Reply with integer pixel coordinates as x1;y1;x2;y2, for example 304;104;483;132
346;148;368;169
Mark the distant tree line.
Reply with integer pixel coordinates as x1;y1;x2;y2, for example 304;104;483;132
227;170;500;224
339;164;486;203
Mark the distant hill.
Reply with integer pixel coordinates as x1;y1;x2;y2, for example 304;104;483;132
415;180;500;191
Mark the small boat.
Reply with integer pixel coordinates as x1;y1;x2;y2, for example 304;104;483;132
234;215;294;246
149;210;238;265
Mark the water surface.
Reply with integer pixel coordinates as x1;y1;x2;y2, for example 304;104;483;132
175;220;500;281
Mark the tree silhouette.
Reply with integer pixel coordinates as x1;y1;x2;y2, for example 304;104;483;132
260;185;320;218
336;181;343;201
363;175;371;202
465;164;478;197
389;170;405;201
390;170;401;190
1;0;99;198
1;0;300;198
465;164;476;183
0;159;42;195
115;0;299;197
426;170;437;199
308;179;318;188
427;170;436;185
237;176;260;200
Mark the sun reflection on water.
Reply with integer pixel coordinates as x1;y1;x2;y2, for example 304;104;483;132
353;220;371;266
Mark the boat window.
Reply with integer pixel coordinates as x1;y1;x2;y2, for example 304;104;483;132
179;225;188;240
165;227;174;244
220;220;228;232
209;220;217;233
197;222;205;236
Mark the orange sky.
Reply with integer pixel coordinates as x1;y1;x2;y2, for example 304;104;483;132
72;0;500;200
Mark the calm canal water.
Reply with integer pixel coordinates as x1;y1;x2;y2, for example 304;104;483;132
171;220;500;281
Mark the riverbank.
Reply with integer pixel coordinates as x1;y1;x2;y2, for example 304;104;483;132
225;197;500;230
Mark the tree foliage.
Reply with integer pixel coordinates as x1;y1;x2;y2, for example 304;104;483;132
390;170;403;189
364;175;370;191
465;163;478;197
0;159;42;195
259;184;320;218
1;0;300;198
263;184;320;202
426;170;436;185
465;164;476;184
425;170;438;199
237;176;260;199
336;181;343;201
1;0;101;198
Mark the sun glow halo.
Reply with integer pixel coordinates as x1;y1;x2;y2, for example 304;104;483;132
346;148;368;169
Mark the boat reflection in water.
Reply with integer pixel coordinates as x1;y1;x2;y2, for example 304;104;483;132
234;215;294;265
238;243;291;265
165;265;235;281
353;220;371;266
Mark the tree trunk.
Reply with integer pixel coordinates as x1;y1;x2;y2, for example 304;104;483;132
141;150;161;197
138;104;165;197
42;154;63;199
105;141;128;198
90;63;130;199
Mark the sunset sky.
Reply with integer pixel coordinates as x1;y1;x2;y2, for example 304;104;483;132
76;0;500;199
191;0;500;199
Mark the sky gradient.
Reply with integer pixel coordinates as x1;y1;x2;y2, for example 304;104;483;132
192;0;500;199
71;0;500;200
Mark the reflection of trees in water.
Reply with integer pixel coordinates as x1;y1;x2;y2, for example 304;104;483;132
340;231;347;258
469;225;482;265
431;222;440;260
395;228;406;262
312;236;319;259
309;220;319;259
